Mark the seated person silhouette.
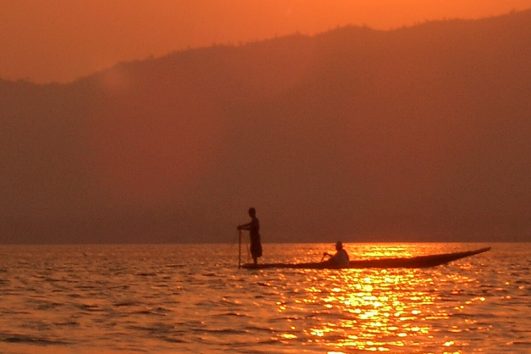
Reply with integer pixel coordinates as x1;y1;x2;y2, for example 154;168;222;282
322;241;350;268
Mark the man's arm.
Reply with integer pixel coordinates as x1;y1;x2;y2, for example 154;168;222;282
237;222;252;230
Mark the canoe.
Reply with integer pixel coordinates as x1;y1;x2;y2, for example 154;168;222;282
241;247;491;270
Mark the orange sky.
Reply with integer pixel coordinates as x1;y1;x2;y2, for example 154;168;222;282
1;0;531;83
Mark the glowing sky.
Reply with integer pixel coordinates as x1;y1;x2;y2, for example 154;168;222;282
2;0;531;83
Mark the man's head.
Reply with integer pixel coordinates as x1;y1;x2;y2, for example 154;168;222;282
248;207;256;217
335;241;343;251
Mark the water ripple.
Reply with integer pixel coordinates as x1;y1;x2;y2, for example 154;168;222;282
0;243;528;353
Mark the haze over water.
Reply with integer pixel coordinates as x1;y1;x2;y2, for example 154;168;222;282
0;242;528;353
2;9;531;244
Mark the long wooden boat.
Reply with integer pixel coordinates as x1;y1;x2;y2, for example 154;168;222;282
241;247;491;270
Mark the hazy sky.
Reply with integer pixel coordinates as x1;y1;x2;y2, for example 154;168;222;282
2;0;531;83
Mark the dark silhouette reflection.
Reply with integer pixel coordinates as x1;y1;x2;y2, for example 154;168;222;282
237;207;262;264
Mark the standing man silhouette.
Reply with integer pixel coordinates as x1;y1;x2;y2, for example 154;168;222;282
237;207;262;264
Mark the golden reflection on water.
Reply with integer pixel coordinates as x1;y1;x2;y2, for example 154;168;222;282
281;245;461;353
314;272;434;351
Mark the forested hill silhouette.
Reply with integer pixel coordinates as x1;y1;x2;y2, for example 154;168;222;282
1;10;530;243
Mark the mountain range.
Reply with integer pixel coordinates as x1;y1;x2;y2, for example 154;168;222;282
1;10;530;243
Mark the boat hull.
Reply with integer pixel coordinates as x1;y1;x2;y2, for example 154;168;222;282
241;247;491;270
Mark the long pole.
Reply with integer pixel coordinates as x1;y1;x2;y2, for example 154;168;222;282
238;230;242;268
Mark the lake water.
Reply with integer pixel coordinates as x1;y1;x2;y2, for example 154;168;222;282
0;242;529;353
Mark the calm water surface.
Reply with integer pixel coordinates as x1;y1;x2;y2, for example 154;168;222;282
0;243;529;353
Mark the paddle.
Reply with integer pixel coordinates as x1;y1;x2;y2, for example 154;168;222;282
238;229;242;268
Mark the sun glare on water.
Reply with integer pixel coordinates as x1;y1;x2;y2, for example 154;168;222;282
0;244;528;353
267;244;486;353
305;272;438;351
